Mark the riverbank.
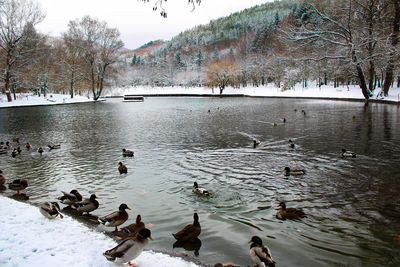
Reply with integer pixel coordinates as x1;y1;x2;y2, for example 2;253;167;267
0;196;200;267
1;83;400;108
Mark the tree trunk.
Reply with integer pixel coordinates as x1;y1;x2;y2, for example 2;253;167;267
383;0;400;96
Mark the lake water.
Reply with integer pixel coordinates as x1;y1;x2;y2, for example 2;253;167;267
1;97;400;266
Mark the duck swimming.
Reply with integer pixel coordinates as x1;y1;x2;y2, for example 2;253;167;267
173;213;201;242
48;144;61;149
288;139;295;148
118;162;128;174
98;203;131;231
58;189;83;206
193;182;211;197
38;147;44;154
40;202;64;219
284;167;305;176
249;236;276;267
253;140;261;148
103;228;152;266
276;201;306;219
341;148;356;158
122;148;134;157
26;143;31;150
71;194;99;215
8;179;28;195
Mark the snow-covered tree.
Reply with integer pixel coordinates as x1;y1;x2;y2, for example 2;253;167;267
206;60;242;94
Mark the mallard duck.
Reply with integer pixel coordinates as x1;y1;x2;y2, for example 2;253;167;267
38;147;44;154
40;202;64;219
103;228;152;266
249;236;276;267
253;140;261;148
98;203;131;231
16;147;22;154
284;167;305;176
276;201;306;219
122;148;134;157
341;148;356;158
118;162;128;174
71;194;99;215
288;139;295;149
58;189;83;205
0;170;6;185
193;182;211;197
283;118;287;123
8;179;28;195
173;213;201;242
48;144;61;149
119;214;145;236
11;149;17;157
26;143;31;150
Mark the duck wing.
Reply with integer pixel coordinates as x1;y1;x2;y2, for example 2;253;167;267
173;224;201;241
250;246;274;265
104;239;136;260
99;210;127;225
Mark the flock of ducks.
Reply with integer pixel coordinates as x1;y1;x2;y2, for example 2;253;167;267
1;122;359;267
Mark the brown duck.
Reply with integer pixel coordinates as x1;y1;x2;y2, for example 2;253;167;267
118;162;128;174
8;179;28;195
0;170;6;186
71;194;99;215
173;213;201;242
98;203;131;231
277;202;306;219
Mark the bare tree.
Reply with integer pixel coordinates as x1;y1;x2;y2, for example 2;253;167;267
140;0;201;18
206;60;241;94
0;0;45;101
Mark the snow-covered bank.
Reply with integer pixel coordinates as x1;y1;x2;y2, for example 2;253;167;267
0;196;200;267
108;83;400;103
0;94;96;108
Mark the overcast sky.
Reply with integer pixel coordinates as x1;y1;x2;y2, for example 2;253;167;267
36;0;272;50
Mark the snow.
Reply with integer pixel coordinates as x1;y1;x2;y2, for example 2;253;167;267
0;196;200;267
0;93;95;108
1;83;399;109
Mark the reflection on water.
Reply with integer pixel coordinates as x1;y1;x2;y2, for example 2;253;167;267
1;97;400;266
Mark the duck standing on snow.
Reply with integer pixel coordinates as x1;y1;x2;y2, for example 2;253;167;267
0;170;6;186
8;179;28;195
118;162;128;174
98;203;131;231
193;182;211;197
173;213;201;242
122;148;134;157
284;167;305;176
249;236;276;267
71;194;99;215
58;189;83;206
276;201;306;219
341;148;356;158
40;202;64;219
103;228;152;266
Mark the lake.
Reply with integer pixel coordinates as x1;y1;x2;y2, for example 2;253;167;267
1;97;400;266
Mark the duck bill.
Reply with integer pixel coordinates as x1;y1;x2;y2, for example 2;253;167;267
248;240;252;243
127;207;131;210
149;236;154;240
59;213;64;219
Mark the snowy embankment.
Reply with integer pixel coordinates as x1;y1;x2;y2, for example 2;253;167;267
0;196;200;267
0;93;95;108
108;83;400;103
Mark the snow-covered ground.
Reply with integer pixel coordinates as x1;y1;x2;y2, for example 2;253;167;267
0;196;200;267
108;83;400;103
0;93;95;108
1;83;399;109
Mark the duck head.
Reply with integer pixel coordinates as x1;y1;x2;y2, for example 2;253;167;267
138;228;153;240
194;182;199;189
119;203;131;211
248;236;263;247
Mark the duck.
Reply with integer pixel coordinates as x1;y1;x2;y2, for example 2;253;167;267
283;118;287;123
284;167;305;176
12;137;19;143
98;203;131;231
118;162;128;174
11;149;18;157
71;194;99;215
58;189;83;206
48;144;61;149
121;214;145;235
288;139;295;149
103;228;152;266
341;148;356;158
0;170;6;185
173;213;201;242
38;147;44;154
26;143;31;150
8;179;28;195
16;146;22;154
276;201;306;219
193;182;211;197
40;202;64;219
253;140;261;148
249;236;276;267
273;122;278;127
122;148;134;157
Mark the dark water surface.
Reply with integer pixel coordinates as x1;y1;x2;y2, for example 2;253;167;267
1;97;400;266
